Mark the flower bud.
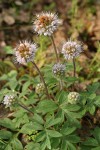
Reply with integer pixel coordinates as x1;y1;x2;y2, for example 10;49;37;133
68;92;80;104
52;63;66;78
35;83;45;94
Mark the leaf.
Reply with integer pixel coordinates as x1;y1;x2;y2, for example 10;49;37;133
66;141;76;150
93;127;100;144
22;81;31;92
57;91;68;104
89;94;96;100
61;140;67;150
47;130;62;137
95;96;100;107
20;122;43;134
46;135;51;149
37;100;58;113
66;135;80;143
92;147;100;150
0;118;16;131
83;138;99;146
3;46;13;54
0;130;12;139
33;113;44;125
25;143;40;150
35;131;46;142
5;145;12;150
46;117;61;128
89;105;96;115
62;104;81;112
51;138;60;149
87;82;100;93
11;138;23;150
61;126;76;135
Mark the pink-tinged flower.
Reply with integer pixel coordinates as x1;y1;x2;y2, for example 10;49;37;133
52;63;66;77
3;95;15;107
33;12;62;36
62;40;83;60
14;41;37;65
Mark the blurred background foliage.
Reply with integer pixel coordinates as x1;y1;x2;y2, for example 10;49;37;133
0;0;100;89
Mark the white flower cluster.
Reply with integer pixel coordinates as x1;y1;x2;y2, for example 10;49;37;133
14;41;37;65
68;92;80;104
62;40;83;60
52;63;66;77
33;12;62;36
3;95;15;107
35;83;45;94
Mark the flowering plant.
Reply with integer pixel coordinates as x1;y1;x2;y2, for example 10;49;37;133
0;12;100;150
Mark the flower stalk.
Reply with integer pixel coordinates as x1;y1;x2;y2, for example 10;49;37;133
17;102;34;115
32;61;50;99
59;79;63;91
73;57;76;77
51;35;59;62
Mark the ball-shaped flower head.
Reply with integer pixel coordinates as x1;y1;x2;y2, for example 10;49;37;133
3;94;15;107
68;92;80;104
14;41;37;65
52;63;66;78
62;39;83;60
35;83;45;95
33;12;62;36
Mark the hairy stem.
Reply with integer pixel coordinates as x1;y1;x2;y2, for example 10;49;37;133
32;61;50;99
18;102;34;115
51;35;59;62
73;57;76;77
59;79;63;91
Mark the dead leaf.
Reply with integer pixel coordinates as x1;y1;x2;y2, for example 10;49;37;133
3;15;15;25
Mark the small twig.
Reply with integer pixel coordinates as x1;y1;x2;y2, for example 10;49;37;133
32;61;50;99
50;35;59;62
